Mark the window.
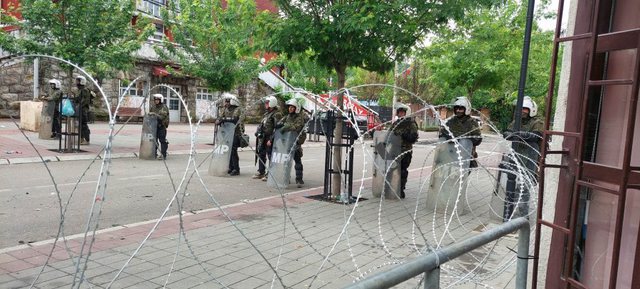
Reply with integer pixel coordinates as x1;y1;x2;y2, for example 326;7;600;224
139;0;166;18
151;23;165;41
118;83;143;97
169;99;179;110
196;88;215;101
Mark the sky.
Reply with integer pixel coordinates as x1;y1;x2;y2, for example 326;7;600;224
538;0;563;31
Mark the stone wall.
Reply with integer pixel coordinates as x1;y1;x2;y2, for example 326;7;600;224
0;59;35;117
0;57;276;123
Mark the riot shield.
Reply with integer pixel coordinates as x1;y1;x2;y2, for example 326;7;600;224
497;140;541;220
138;115;158;160
518;141;541;177
38;101;55;139
267;129;297;189
208;122;237;176
426;138;474;214
371;130;402;199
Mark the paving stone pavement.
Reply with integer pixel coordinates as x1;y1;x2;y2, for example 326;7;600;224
0;119;526;288
0;177;524;288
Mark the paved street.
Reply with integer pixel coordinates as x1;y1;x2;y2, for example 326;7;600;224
0;119;522;288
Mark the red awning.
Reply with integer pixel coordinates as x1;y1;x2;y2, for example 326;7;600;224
152;66;170;77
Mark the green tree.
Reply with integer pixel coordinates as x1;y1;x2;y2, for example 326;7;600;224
346;67;393;105
270;0;496;197
274;51;336;94
158;0;272;92
419;0;555;129
0;0;152;81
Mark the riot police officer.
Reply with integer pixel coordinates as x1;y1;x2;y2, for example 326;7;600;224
439;96;483;166
74;76;93;145
391;103;419;198
504;96;544;163
277;98;306;187
253;96;282;180
216;93;245;176
149;94;169;160
501;96;543;220
40;79;63;139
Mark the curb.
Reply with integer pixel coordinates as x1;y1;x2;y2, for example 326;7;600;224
0;142;329;166
0;184;325;255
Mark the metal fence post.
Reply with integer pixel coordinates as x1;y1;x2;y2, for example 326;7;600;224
345;218;529;289
424;267;440;289
516;221;531;289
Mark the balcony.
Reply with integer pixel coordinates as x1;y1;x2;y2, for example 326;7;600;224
136;0;166;18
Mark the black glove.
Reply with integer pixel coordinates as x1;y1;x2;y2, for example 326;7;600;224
402;132;418;143
439;131;453;140
275;122;284;129
505;131;541;142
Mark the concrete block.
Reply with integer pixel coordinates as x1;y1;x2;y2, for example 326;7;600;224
19;101;42;132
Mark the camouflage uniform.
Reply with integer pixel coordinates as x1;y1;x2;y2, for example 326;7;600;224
502;115;543;220
255;108;283;176
391;117;419;197
150;102;170;159
439;115;483;146
219;105;245;174
439;115;483;169
506;116;544;152
41;89;63;137
278;111;307;183
504;115;544;175
74;86;93;143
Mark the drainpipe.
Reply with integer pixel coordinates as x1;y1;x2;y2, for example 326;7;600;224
33;57;40;100
505;0;536;221
392;61;398;120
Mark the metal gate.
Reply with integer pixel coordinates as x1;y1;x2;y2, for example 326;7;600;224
534;0;640;288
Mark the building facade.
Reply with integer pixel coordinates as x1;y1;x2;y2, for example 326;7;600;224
537;0;640;288
0;0;280;122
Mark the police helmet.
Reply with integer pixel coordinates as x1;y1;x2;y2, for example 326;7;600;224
153;93;164;102
285;98;301;114
222;93;240;106
75;75;87;86
48;79;62;89
522;96;538;117
264;96;278;109
453;96;472;116
394;102;411;115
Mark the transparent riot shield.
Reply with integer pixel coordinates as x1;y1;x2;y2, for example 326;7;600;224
38;100;55;139
372;130;402;199
208;122;237;176
426;138;474;214
495;140;541;221
267;129;297;189
138;114;158;160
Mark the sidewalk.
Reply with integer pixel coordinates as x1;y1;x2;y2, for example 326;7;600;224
0;173;519;289
0;118;521;288
0;120;324;165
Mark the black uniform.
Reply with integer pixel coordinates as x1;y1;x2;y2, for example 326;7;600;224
391;117;419;198
219;105;245;175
